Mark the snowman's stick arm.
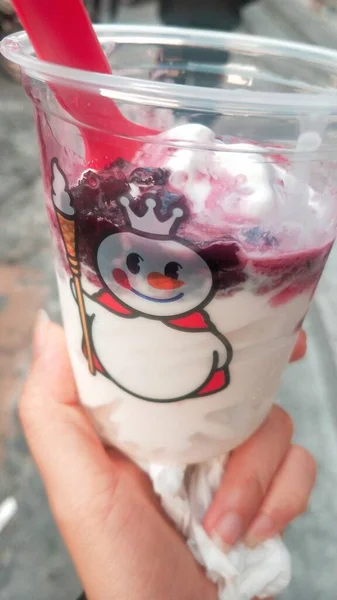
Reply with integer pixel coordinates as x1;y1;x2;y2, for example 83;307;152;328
56;224;96;377
70;277;93;301
72;274;96;376
51;158;96;376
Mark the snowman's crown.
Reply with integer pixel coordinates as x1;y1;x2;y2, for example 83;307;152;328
119;195;183;236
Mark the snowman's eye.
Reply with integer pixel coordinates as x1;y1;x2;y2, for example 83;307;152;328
126;253;143;274
164;261;182;280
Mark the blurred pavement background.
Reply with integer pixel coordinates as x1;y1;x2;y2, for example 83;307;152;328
1;1;337;598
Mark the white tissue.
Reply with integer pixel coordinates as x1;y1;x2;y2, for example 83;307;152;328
145;456;291;600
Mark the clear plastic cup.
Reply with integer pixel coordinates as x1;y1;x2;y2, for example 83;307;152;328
2;25;337;464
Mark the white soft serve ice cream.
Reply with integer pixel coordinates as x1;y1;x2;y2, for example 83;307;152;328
51;123;333;463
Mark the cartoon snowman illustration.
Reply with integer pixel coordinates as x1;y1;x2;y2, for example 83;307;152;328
78;195;233;403
52;159;232;404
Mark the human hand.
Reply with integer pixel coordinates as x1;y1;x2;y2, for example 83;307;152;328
20;317;217;600
204;328;316;549
20;318;314;600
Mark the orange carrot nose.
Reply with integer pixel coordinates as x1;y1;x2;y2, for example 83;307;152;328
147;272;185;290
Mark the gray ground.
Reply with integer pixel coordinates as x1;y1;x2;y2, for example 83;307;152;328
1;1;337;599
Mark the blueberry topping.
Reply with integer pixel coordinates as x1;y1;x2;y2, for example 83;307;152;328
199;240;247;292
129;168;154;187
244;226;278;248
129;167;169;188
160;190;183;213
62;156;329;303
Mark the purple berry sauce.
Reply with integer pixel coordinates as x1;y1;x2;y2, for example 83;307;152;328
54;159;332;305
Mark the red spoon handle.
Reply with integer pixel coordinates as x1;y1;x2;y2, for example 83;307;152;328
13;0;157;165
12;0;111;73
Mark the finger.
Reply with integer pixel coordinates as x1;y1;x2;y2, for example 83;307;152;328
203;406;293;549
290;329;307;362
20;317;151;598
245;445;316;547
20;315;119;521
21;316;217;600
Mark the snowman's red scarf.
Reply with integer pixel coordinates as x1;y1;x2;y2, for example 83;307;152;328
83;289;226;396
95;290;210;329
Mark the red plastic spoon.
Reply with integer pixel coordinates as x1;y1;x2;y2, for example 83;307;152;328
12;0;157;167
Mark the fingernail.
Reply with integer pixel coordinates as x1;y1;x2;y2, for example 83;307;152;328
33;309;50;357
216;512;244;548
245;513;275;548
211;531;231;554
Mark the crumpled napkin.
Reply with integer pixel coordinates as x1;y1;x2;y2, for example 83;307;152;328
144;455;291;600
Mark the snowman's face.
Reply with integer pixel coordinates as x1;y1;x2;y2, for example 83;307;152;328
97;232;213;317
